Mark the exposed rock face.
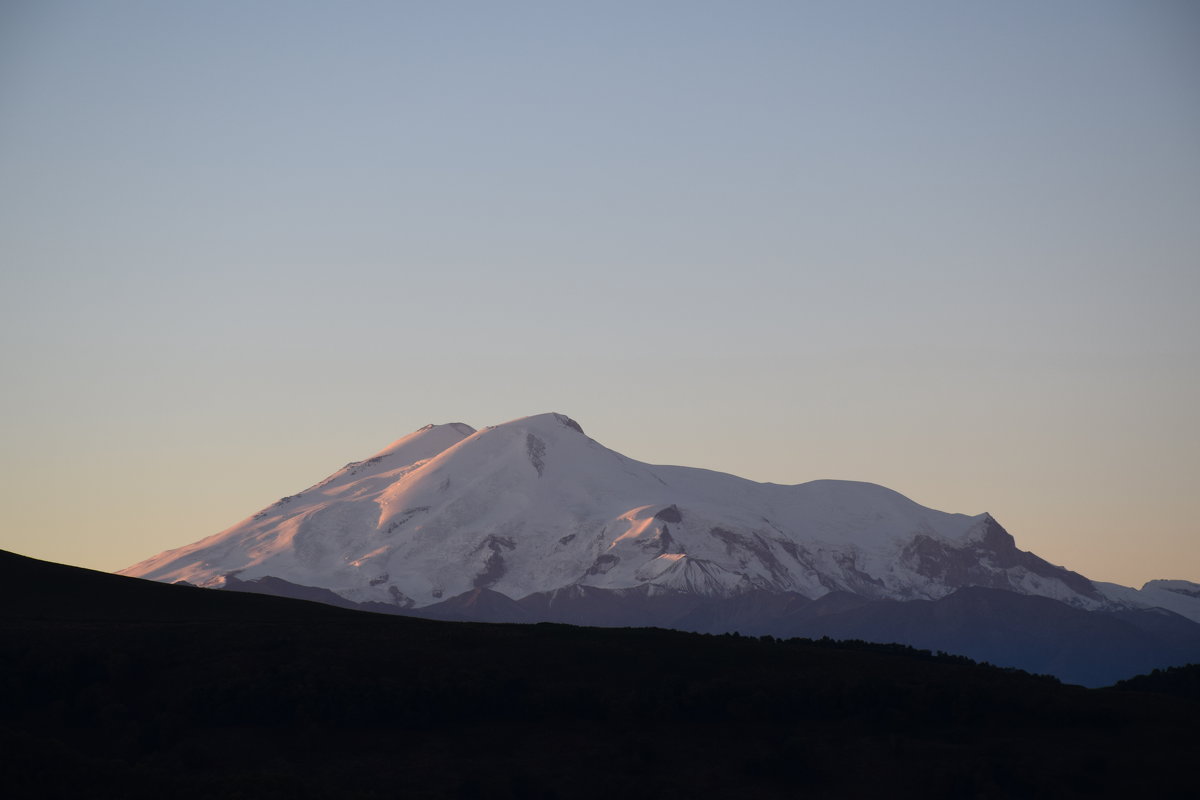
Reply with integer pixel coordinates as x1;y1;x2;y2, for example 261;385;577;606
552;413;585;435
473;536;515;588
900;516;1099;603
654;505;683;523
526;434;546;477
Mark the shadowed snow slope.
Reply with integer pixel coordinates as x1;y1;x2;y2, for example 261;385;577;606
120;413;1198;624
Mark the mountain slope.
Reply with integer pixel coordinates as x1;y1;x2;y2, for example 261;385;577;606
0;548;356;622
121;412;1126;617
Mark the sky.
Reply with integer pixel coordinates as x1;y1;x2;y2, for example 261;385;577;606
1;0;1197;587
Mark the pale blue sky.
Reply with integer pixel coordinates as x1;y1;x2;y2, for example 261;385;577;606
1;1;1197;584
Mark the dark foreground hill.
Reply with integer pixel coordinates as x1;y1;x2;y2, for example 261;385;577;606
1;550;1194;799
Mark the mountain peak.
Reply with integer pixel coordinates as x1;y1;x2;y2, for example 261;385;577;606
491;412;585;436
371;421;476;461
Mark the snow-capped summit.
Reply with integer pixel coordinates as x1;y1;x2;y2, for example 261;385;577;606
118;412;1192;624
371;422;476;460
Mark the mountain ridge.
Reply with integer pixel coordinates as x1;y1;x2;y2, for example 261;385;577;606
124;412;1150;612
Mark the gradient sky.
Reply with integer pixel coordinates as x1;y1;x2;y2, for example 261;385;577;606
2;1;1197;587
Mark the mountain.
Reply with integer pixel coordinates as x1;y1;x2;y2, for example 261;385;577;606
5;547;1196;797
119;412;1200;683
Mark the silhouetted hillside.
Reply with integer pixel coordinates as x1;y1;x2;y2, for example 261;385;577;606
0;548;354;622
1111;663;1200;702
0;550;1192;798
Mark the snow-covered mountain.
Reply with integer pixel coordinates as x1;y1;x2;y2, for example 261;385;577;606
119;412;1199;627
